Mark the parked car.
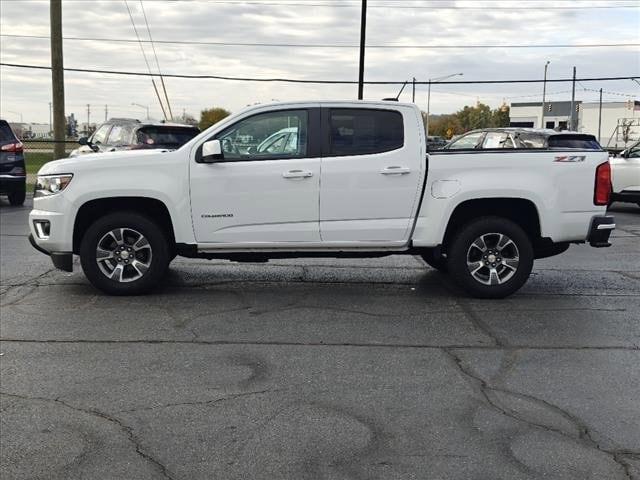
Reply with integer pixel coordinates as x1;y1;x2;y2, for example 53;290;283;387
29;101;614;298
0;119;26;206
69;118;200;157
609;140;640;206
444;128;601;150
426;135;447;150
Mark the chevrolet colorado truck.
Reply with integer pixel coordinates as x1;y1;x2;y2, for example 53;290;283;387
29;101;615;298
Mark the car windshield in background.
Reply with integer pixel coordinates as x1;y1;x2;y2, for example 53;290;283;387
135;127;199;148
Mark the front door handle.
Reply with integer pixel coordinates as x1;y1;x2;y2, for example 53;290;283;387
380;166;411;175
283;170;313;178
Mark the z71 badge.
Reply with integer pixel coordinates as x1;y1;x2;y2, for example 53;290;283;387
554;155;585;163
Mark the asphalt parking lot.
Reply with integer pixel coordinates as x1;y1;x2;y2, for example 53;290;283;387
1;198;639;480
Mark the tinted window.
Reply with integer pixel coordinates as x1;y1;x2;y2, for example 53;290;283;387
215;110;307;160
0;121;17;144
548;135;601;150
447;132;483;150
136;126;199;148
329;109;403;156
517;133;545;148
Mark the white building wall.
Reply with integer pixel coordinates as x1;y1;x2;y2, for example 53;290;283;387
580;102;639;148
510;105;543;128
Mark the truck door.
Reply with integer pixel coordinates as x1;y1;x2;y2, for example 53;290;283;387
190;108;321;245
319;107;425;243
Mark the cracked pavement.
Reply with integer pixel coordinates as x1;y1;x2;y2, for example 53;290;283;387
1;198;639;479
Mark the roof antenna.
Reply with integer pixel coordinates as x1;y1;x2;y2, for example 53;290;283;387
383;80;408;101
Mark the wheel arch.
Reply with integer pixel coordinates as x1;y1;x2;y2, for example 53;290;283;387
441;197;542;252
73;197;176;254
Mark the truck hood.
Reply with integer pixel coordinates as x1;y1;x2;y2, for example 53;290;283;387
38;149;174;175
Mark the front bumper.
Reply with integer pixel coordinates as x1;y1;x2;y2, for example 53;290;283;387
28;233;73;272
587;216;615;248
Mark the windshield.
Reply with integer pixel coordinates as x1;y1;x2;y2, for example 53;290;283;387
0;121;17;145
136;126;200;148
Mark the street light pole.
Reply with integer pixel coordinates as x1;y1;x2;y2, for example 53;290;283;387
426;73;463;137
541;61;550;129
131;103;150;119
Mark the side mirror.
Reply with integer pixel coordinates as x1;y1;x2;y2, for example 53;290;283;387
201;139;224;163
78;136;89;145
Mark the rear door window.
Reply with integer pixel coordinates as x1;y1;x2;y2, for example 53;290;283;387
482;132;514;149
328;109;404;156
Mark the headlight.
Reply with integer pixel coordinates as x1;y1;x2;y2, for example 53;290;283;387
35;174;73;198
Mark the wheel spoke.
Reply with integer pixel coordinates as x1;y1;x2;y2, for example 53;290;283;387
131;260;149;277
96;247;113;260
108;229;124;246
133;236;150;251
467;260;484;275
489;268;501;285
472;236;487;252
109;264;124;282
497;235;515;252
502;257;519;271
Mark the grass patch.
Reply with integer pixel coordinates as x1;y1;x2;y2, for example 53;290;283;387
25;152;68;175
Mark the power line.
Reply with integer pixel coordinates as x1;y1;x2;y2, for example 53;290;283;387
123;0;168;119
139;0;173;118
1;62;637;85
2;34;637;50
133;0;640;9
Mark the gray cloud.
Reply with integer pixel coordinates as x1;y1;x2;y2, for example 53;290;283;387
1;0;638;123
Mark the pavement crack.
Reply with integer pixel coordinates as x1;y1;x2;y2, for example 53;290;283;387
0;391;176;480
442;348;633;479
116;388;285;414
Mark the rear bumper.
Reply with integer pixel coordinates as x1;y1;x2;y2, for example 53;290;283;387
28;233;73;272
612;190;640;203
587;216;615;248
0;175;26;194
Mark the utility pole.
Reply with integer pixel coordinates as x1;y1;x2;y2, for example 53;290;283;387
50;0;65;158
598;88;603;143
104;104;108;122
541;61;550;129
86;104;90;135
48;101;52;135
357;0;367;100
570;66;576;131
412;77;416;103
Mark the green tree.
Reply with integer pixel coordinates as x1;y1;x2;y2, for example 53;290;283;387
491;104;510;127
199;107;231;130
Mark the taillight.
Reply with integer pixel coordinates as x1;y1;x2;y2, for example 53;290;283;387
0;141;23;153
594;161;611;206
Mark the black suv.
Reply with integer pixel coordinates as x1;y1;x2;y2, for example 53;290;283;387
0;120;26;206
70;118;200;157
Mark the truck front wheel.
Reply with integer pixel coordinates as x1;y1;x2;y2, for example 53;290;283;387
80;212;170;295
447;217;534;299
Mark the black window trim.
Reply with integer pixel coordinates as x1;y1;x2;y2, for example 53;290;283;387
195;107;321;163
321;107;405;158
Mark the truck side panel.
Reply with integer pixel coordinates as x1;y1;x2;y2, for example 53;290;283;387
411;150;609;247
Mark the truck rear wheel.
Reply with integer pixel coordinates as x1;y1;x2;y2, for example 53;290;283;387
447;217;533;299
80;212;170;295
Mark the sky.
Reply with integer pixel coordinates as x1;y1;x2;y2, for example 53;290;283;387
0;0;638;125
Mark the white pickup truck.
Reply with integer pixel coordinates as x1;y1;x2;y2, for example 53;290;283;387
29;101;615;298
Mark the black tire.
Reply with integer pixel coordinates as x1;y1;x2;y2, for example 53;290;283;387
420;249;448;273
80;212;170;295
447;216;534;299
8;186;26;206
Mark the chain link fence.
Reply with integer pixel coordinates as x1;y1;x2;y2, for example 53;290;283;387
23;140;78;183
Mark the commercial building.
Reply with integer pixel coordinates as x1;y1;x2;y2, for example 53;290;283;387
509;100;639;149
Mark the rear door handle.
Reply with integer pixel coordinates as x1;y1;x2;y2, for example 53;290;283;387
282;169;313;178
380;166;411;175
